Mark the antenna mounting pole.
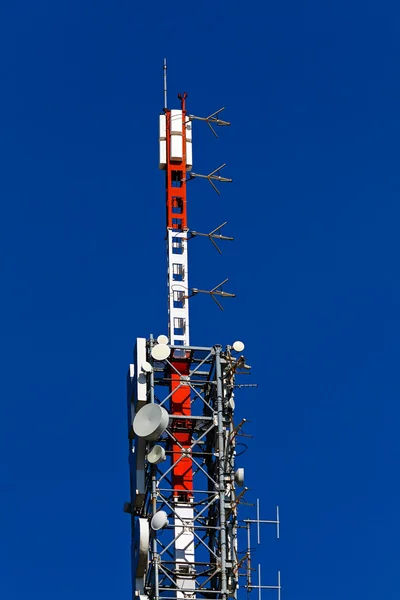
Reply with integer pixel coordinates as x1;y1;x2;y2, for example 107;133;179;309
163;58;168;109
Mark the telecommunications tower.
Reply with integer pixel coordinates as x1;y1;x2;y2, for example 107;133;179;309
125;61;280;600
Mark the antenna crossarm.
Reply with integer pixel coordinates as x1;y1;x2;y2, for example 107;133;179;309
188;278;236;311
191;232;234;241
191;288;236;299
189;221;234;253
189;115;231;127
188;164;232;194
189;107;231;128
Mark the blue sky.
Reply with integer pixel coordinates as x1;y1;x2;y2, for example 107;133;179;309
1;0;400;598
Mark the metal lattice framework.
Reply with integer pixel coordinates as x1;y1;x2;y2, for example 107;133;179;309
127;340;253;600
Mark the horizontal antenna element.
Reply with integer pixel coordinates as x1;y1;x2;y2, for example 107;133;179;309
189;221;234;254
189;278;236;310
250;567;281;600
189;107;231;137
188;163;232;195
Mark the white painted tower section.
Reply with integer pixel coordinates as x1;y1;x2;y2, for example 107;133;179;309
167;230;190;346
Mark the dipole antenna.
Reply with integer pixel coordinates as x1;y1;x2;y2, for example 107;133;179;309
189;221;234;254
163;58;167;110
189;278;236;311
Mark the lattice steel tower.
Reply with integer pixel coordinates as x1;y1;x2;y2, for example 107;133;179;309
125;62;280;600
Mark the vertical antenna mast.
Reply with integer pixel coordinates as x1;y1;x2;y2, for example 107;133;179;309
125;62;280;600
163;58;168;110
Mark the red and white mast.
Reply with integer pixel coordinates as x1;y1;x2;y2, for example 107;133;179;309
126;61;281;600
159;62;195;595
159;93;191;346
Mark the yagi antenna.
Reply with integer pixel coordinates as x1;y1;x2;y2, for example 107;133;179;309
245;500;280;542
188;278;235;310
188;163;232;195
188;107;231;138
244;500;281;599
189;221;234;254
251;567;281;600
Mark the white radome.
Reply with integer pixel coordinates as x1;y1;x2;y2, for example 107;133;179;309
133;404;169;441
232;340;245;352
151;343;171;361
151;510;169;531
147;444;166;464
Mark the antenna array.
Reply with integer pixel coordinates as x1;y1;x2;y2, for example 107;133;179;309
125;61;280;600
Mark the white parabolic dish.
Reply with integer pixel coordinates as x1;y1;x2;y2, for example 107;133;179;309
141;361;153;373
133;404;169;441
151;510;169;531
235;467;245;487
151;343;171;361
232;340;245;352
157;334;169;345
147;444;166;464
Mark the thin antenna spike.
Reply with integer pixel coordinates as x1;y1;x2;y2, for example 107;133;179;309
208;178;221;195
211;294;224;311
212;233;234;241
210;278;229;293
209;163;227;178
209;221;228;235
277;506;280;540
163;58;167;109
214;175;232;183
257;499;261;544
258;564;262;600
206;107;226;120
278;571;281;600
207;120;218;138
209;236;222;254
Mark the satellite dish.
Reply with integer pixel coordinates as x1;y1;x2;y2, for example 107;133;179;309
157;334;169;345
151;343;171;361
235;468;245;487
147;444;166;464
133;404;169;441
232;341;245;352
142;361;152;373
151;510;169;531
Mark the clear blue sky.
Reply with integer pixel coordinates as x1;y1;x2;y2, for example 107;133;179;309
1;0;399;598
